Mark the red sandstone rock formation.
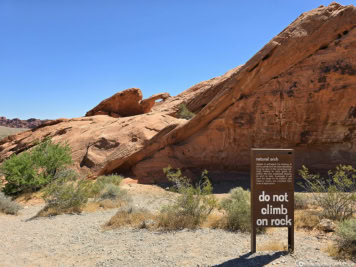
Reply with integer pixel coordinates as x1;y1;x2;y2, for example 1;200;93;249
85;88;170;117
0;116;48;129
0;3;355;183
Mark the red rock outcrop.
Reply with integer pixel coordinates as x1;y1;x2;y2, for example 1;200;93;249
0;3;355;183
0;115;185;176
0;117;48;129
85;88;170;117
132;2;356;182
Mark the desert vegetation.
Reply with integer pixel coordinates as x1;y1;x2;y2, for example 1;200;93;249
298;165;355;221
0;192;22;215
297;165;356;261
0;140;354;262
176;103;195;120
0;138;72;195
38;172;128;217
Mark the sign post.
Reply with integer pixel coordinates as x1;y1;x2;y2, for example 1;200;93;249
251;148;294;253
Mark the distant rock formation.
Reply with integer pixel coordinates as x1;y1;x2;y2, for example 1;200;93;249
0;116;49;129
0;3;355;183
85;88;170;117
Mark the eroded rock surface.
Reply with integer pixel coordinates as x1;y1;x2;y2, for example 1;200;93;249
85;88;170;117
0;115;184;176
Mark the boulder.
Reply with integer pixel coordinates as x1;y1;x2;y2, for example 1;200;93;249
85;88;170;117
315;219;337;232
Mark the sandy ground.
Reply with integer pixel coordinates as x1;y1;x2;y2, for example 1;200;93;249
0;181;354;267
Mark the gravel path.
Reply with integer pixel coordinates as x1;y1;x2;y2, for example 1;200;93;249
0;184;354;267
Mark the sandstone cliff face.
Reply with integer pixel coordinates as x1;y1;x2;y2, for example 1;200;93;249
132;3;356;182
0;3;355;183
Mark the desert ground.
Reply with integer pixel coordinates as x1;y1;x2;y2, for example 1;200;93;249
0;181;354;267
0;126;28;140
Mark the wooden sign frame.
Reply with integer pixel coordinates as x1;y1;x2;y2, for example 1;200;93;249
251;148;294;253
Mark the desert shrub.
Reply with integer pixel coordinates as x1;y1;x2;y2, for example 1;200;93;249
0;192;22;215
298;165;355;221
177;104;195;120
0;138;72;195
294;210;320;230
326;219;356;261
157;167;217;230
82;175;123;199
219;187;251;232
100;183;127;200
294;193;309;209
97;174;123;186
337;218;356;258
81;174;127;202
104;206;156;230
39;170;88;216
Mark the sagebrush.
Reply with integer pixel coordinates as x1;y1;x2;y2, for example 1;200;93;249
326;218;356;262
0;192;22;215
219;187;251;232
39;170;88;216
39;172;127;216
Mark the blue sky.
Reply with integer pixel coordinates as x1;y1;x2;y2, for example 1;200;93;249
1;0;354;119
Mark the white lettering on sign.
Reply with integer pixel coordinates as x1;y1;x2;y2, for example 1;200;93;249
257;191;292;227
256;157;279;162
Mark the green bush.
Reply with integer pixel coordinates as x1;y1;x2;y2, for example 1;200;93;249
158;166;217;230
335;218;356;261
100;183;127;201
177;104;195;120
298;165;355;221
81;174;125;201
40;170;88;216
0;138;72;195
220;187;251;232
0;192;22;215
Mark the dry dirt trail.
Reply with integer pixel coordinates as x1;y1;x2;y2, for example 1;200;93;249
0;183;354;267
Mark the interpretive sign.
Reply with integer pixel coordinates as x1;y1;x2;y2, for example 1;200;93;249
251;149;294;253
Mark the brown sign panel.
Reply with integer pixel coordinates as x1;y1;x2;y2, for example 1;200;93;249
251;149;294;253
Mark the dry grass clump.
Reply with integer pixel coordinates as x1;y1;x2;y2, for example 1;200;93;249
156;211;199;230
82;199;125;213
257;241;287;251
294;210;320;230
294;193;309;209
104;207;157;230
203;213;227;229
0;192;22;215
